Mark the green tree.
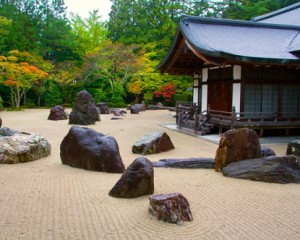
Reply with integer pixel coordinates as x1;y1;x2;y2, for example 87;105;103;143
70;10;108;56
80;41;144;104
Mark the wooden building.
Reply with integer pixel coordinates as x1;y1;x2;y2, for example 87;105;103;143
157;3;300;136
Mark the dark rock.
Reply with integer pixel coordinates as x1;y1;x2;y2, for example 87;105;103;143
60;126;125;173
69;90;100;125
130;104;140;114
149;193;193;224
0;128;51;164
96;102;110;114
215;128;261;172
222;155;300;184
48;105;68;121
0;116;2;128
153;158;215;169
261;146;276;157
132;131;175;155
109;156;154;198
129;103;146;114
286;140;300;157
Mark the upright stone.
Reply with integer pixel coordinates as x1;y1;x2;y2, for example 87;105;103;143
69;90;100;125
132;131;175;155
109;156;154;198
60;126;125;173
215;128;261;172
149;193;193;224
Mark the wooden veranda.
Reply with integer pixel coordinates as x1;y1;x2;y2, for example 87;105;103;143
176;103;300;137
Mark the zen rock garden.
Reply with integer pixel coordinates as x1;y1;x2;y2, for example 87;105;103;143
2;92;300;225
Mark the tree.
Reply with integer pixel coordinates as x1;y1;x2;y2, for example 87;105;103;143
80;41;145;104
70;10;108;56
0;16;11;53
0;51;48;108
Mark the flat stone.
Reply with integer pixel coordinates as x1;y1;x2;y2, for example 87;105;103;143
222;155;300;184
153;158;215;169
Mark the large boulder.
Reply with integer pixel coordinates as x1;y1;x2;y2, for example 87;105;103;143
222;155;300;184
286;140;300;158
48;105;68;121
69;90;100;125
60;126;125;173
0;127;51;164
132;131;175;155
109;156;154;198
152;158;215;169
215;128;261;172
149;193;193;224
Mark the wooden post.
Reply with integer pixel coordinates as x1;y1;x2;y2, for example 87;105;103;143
232;106;236;128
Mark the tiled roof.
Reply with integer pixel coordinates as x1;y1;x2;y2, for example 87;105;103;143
253;2;300;26
157;16;300;73
181;16;300;63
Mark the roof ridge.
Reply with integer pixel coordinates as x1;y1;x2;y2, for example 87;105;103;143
253;2;300;21
181;15;300;31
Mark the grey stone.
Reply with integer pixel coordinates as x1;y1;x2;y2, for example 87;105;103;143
0;129;51;164
69;90;100;125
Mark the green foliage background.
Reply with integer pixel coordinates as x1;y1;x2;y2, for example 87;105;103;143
0;0;296;108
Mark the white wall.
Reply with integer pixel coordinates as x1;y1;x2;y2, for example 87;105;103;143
201;68;208;112
232;65;241;113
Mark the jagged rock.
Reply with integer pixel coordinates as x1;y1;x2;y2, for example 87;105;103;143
109;156;154;198
261;146;276;157
222;155;300;184
149;193;193;224
215;128;261;172
69;90;100;125
96;102;110;114
60;126;125;173
132;131;175;155
0;128;51;164
286;140;300;157
48;105;68;121
153;158;215;169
